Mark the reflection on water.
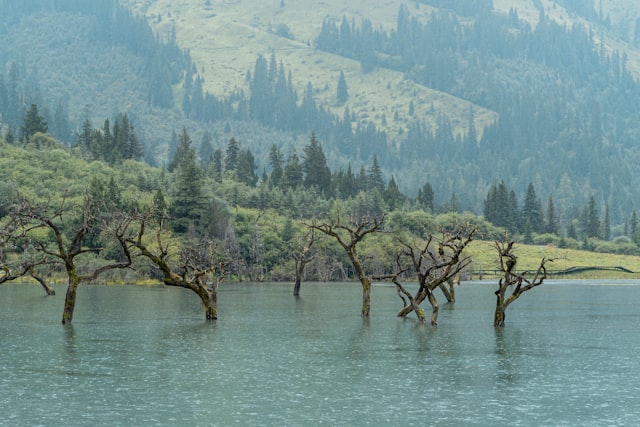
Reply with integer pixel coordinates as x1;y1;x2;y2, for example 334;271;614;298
2;281;640;425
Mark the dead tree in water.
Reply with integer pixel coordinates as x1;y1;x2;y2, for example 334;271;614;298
393;225;476;325
308;213;385;317
494;240;552;327
12;195;132;323
126;211;228;320
291;228;316;297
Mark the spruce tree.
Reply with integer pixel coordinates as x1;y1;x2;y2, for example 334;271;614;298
521;182;543;233
268;144;284;188
170;128;205;233
417;181;435;212
367;155;385;192
302;133;332;195
337;70;348;103
225;137;240;172
282;148;303;190
545;195;559;235
237;148;258;186
384;175;404;210
585;196;600;238
20;103;48;143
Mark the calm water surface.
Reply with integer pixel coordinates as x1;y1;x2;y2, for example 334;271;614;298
1;280;640;426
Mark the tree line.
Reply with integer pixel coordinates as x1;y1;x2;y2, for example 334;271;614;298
0;132;546;328
6;102;640;258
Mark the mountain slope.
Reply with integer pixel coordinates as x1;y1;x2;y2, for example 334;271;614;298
121;0;497;140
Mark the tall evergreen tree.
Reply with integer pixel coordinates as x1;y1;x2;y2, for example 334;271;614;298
545;195;559;235
237;148;258;186
337;70;348;103
384;175;404;210
601;203;610;241
268;144;284;188
367;155;385;192
211;148;223;182
225;137;240;172
585;196;601;238
199;131;214;169
170;128;205;233
282;148;303;190
168;127;193;172
521;182;543;234
631;209;639;243
302;133;332;195
417;181;435;212
20;103;48;143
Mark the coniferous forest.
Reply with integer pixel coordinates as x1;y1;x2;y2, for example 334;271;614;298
3;0;640;301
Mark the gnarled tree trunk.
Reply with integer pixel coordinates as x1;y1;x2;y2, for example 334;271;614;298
493;241;551;327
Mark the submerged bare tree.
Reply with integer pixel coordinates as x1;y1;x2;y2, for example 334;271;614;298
126;211;228;320
308;213;385;317
291;228;317;296
393;225;476;325
12;194;132;324
494;240;552;327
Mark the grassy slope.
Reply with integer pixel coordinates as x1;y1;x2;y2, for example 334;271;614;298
466;240;640;279
121;0;497;139
122;0;640;141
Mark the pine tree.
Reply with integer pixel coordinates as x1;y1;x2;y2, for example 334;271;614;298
302;133;332;195
585;196;601;238
601;203;610;241
237;148;258;186
212;149;223;182
337;70;348;103
168;127;193;172
199;131;214;169
225;137;240;172
20;103;48;143
545;195;559;235
282;148;303;190
631;209;639;243
367;155;385;192
417;181;435;212
268;144;284;188
521;182;543;233
384;175;404;210
170;128;205;233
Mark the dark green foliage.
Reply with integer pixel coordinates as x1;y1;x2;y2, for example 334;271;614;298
584;196;601;239
237;148;258;187
21;103;48;143
199;131;214;169
302;133;332;195
521;183;543;234
225;137;240;172
336;70;348;103
545;195;559;235
170;128;206;233
281;148;303;190
268;144;284;188
417;182;435;212
384;176;405;211
75;114;142;164
367;155;385;193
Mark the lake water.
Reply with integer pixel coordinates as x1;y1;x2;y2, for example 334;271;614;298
1;280;640;426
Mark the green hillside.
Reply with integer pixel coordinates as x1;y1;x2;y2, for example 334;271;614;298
122;0;640;137
6;0;640;241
